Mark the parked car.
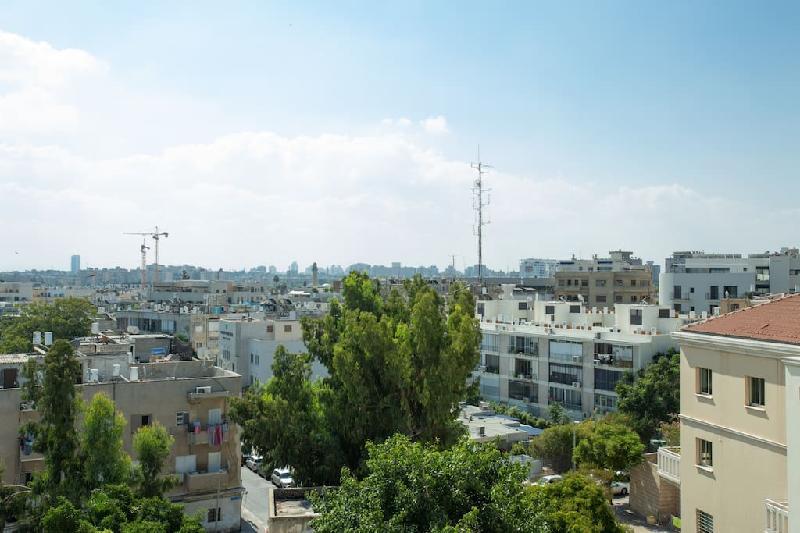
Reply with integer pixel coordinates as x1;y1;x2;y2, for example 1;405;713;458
241;450;251;467
245;454;263;472
271;467;295;488
611;481;630;496
537;474;563;486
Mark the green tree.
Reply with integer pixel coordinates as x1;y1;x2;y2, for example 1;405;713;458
532;423;586;474
81;393;132;494
133;423;175;497
548;402;570;425
232;273;481;484
310;435;623;533
0;298;95;353
33;339;82;501
616;350;680;444
573;420;644;472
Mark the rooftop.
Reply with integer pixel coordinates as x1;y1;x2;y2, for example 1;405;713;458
683;294;800;345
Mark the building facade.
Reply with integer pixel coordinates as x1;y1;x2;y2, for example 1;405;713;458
674;295;798;533
0;339;244;532
554;251;656;307
475;287;690;420
659;248;800;315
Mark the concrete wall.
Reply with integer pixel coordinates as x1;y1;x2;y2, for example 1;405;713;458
630;453;680;525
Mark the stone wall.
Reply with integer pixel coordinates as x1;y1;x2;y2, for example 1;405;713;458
630;452;680;526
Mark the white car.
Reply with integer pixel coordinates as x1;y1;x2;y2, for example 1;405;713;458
611;481;630;496
245;455;263;472
537;474;563;485
271;467;295;488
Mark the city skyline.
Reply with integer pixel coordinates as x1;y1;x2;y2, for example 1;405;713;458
2;2;799;271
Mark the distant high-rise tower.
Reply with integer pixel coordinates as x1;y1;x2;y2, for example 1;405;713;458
70;254;80;273
312;262;319;287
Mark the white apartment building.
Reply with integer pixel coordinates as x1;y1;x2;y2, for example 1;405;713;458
660;248;800;315
519;258;559;279
673;294;800;533
0;282;33;303
218;316;327;387
475;286;692;419
0;338;244;532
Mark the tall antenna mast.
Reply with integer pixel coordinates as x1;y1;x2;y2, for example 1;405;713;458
471;148;491;287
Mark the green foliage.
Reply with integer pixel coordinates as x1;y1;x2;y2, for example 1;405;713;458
132;423;175;497
489;402;550;429
310;434;623;533
573;420;644;472
532;423;585;474
232;273;481;485
463;377;481;406
0;298;95;353
659;420;680;447
548;402;570;426
34;339;83;501
81;393;132;494
40;485;203;533
616;350;680;444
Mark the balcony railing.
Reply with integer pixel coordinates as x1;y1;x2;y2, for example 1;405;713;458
593;355;633;369
657;446;680;484
765;499;788;533
186;423;230;446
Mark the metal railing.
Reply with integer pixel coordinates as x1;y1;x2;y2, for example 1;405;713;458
656;446;680;484
765;499;788;533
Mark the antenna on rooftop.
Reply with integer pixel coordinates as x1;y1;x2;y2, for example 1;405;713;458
471;147;491;289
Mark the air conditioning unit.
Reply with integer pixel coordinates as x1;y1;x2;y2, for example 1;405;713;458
572;381;582;388
195;386;212;394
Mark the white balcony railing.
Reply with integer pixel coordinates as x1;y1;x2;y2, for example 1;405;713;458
765;499;788;533
657;446;680;484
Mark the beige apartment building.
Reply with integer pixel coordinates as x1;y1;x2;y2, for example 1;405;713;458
554;251;656;307
0;337;243;532
674;295;799;533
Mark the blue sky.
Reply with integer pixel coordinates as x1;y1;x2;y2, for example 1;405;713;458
1;2;799;270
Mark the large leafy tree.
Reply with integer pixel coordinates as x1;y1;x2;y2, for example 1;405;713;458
616;350;680;444
81;393;132;494
232;273;481;484
32;339;83;501
133;423;175;498
0;298;95;353
532;423;587;474
573;420;644;472
310;434;623;533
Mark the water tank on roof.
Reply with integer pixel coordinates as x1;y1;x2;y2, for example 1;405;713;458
129;366;139;381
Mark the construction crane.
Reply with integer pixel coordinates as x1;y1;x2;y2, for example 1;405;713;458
123;226;169;284
138;239;150;290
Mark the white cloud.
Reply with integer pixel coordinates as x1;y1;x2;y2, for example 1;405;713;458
420;115;449;135
0;30;106;135
0;30;797;272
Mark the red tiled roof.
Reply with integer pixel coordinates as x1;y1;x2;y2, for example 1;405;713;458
683;294;800;345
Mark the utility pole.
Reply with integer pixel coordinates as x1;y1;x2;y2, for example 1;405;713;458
471;150;491;288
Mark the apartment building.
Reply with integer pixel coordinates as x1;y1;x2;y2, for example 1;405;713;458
218;316;327;386
554;251;656;307
475;286;691;419
674;295;798;533
0;281;33;303
660;247;800;315
519;258;559;279
0;337;243;532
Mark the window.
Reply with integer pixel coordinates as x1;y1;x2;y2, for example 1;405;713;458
207;508;222;523
581;279;588;287
595;295;607;303
698;368;712;395
697;438;713;468
509;380;537;402
630;309;642;325
545;305;555;315
250;353;254;363
630;296;638;303
176;411;189;426
614;295;623;303
484;354;500;374
673;285;681;299
594;393;617;411
748;376;765;407
709;286;719;300
658;308;670;318
696;510;714;533
141;415;152;427
549;387;582;410
266;324;274;333
594;368;623;391
518;301;527;310
569;305;580;313
549;340;583;363
690;287;695;293
595;279;607;287
255;354;260;366
549;363;582;386
630;279;636;287
283;324;292;333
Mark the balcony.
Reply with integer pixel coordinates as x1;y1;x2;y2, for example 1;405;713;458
184;469;229;493
593;355;633;369
187;424;229;446
765;499;788;533
187;389;229;403
656;446;680;484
